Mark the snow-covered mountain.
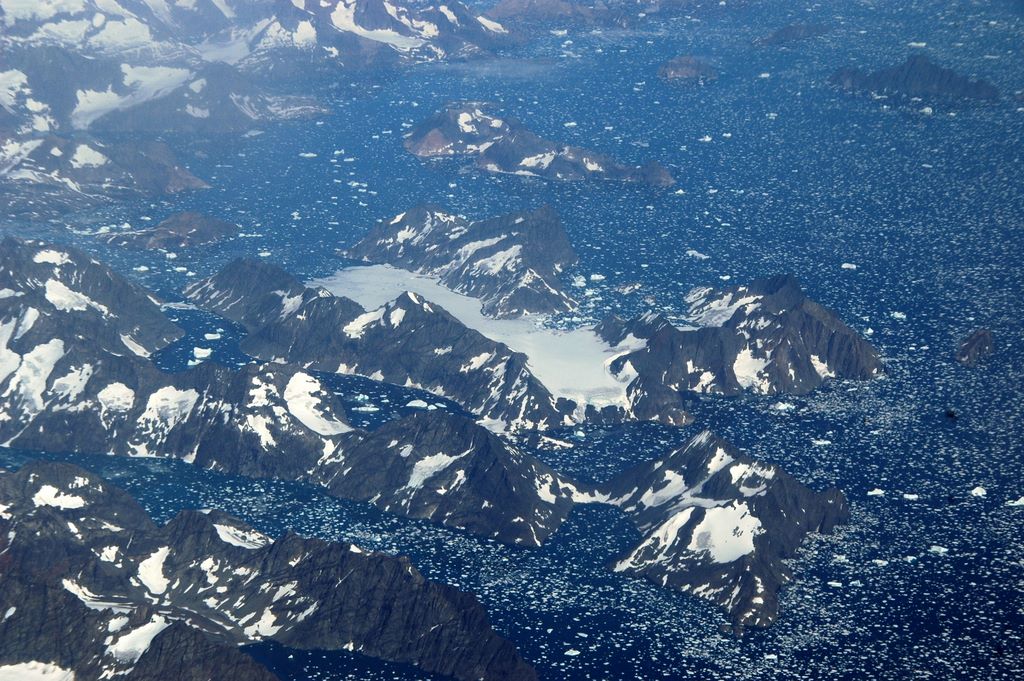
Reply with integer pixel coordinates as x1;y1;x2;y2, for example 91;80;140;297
602;430;849;630
0;1;512;209
345;204;579;318
0;240;853;628
0;238;586;545
0;238;353;478
0;460;537;681
0;134;208;216
314;410;580;546
184;257;572;431
0;0;510;67
597;274;884;422
405;103;676;186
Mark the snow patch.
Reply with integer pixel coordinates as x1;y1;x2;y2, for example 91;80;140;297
107;614;169;662
283;372;351;435
687;502;763;563
32;484;85;509
137;546;171;595
214;523;270;549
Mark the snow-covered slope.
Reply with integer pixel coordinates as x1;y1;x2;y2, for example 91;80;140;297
0;241;353;478
315;410;579;546
1;239;586;546
0;242;849;629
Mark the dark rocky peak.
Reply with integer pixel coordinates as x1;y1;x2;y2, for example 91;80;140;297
604;430;786;527
595;310;674;345
744;271;805;300
187;257;306;307
1;133;208;217
0;236;184;357
317;410;579;546
177;361;356;479
0;460;537;681
477;127;676;186
183;257;347;331
404;103;513;156
0;460;154;535
685;274;798;326
831;54;1000;101
600;430;849;630
417;1;516;53
597;275;882;424
683;273;884;390
345;203;578;317
101;211;239;250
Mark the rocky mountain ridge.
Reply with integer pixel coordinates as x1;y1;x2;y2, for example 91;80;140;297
405;103;676;186
0;1;513;209
601;430;849;630
0;460;537;681
100;211;240;250
184;257;571;431
0;237;584;548
344;203;579;318
597;274;884;423
0;237;853;631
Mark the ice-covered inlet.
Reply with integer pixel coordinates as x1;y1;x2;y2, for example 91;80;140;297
311;265;634;410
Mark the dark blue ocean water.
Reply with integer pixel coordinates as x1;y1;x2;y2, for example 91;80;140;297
3;0;1023;678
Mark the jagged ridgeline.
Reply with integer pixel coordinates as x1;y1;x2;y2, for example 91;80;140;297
597;274;884;423
188;258;883;431
0;238;578;547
